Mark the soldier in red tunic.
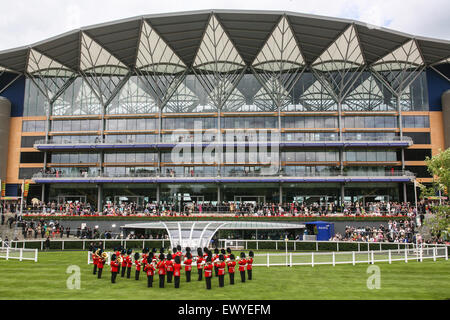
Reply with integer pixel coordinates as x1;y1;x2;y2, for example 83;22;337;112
144;252;155;287
97;250;106;279
217;254;226;287
120;249;127;277
92;248;99;275
173;255;182;289
126;249;133;279
166;253;174;283
184;249;193;282
213;248;219;277
196;248;204;281
247;251;254;280
204;255;213;290
238;252;247;283
176;245;183;259
114;247;121;275
134;252;141;280
110;253;119;283
142;248;149;263
157;252;166;288
226;247;232;260
203;247;209;260
227;254;236;285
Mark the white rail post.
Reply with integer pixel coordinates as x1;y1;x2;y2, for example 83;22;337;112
87;251;90;264
367;251;370;264
245;241;248;250
290;253;292;267
316;241;318;251
6;248;9;260
41;241;43;251
62;241;64;251
82;240;85;250
23;241;25;249
446;247;448;261
433;247;436;262
336;242;339;252
405;248;408;263
371;251;374;265
358;242;360;252
397;243;400;254
143;240;145;249
379;242;382;251
256;241;258;250
420;246;423;262
388;250;392;264
332;252;335;266
352;251;355;265
19;249;23;261
267;253;269;267
34;249;38;262
311;252;314;267
294;241;296;251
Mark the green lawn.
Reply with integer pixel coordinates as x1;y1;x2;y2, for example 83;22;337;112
0;251;448;300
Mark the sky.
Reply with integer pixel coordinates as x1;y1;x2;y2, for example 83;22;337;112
0;0;449;51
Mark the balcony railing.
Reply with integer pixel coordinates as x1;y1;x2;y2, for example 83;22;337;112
32;170;415;179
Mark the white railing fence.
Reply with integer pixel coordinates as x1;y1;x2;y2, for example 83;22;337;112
0;247;38;262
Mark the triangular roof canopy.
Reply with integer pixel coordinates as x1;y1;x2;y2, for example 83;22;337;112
312;25;364;71
193;15;245;72
253;16;305;72
27;49;74;77
136;21;186;73
372;39;424;71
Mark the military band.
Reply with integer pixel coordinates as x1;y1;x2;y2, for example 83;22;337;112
92;246;253;290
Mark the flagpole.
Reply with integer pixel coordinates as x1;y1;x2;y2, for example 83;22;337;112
414;180;418;215
20;180;24;216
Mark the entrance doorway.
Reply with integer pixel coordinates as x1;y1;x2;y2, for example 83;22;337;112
293;195;331;205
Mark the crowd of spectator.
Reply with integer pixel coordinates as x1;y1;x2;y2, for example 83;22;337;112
6;199;439;218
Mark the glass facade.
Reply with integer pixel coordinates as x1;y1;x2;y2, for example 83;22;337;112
17;12;438;207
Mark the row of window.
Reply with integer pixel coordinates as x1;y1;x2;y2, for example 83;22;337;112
51;120;101;132
104;153;157;163
345;150;398;162
282;117;337;128
51;153;100;164
343;116;397;128
106;118;158;131
282;151;339;162
402;116;430;128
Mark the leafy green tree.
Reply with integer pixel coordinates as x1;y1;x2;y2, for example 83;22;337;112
425;148;450;196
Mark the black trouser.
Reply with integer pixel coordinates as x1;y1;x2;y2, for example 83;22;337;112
186;270;191;282
174;276;180;288
247;269;252;280
167;271;173;283
93;264;97;275
240;270;246;282
147;275;153;287
121;266;126;277
135;270;140;280
159;274;165;288
111;272;117;283
205;276;212;290
229;272;235;285
198;269;203;281
214;266;218;277
127;267;131;279
97;268;103;279
117;265;121;275
218;274;224;287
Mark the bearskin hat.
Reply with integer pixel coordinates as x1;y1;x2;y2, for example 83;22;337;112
206;255;212;263
111;253;117;261
230;254;235;260
167;253;172;260
177;244;182;251
226;247;231;254
240;252;246;258
214;248;219;254
186;252;192;259
127;248;132;255
172;247;177;254
249;251;254;258
121;249;126;255
159;253;165;260
203;247;208;253
219;254;224;261
174;255;181;264
143;248;149;254
134;252;140;260
197;248;203;256
220;248;226;255
160;247;165;254
186;247;191;253
148;252;154;260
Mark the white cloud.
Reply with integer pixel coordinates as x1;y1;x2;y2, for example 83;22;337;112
0;0;449;51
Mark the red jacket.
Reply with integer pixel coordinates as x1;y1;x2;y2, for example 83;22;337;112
173;263;182;277
196;257;204;269
97;258;105;269
121;255;127;267
246;258;253;270
144;263;155;276
238;259;247;272
184;259;192;271
126;255;132;268
227;261;236;273
157;261;166;275
135;260;141;271
110;260;119;273
165;260;174;272
204;263;213;278
217;261;226;276
92;254;98;266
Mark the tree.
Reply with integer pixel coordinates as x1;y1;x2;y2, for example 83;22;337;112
425;148;450;196
425;206;449;241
